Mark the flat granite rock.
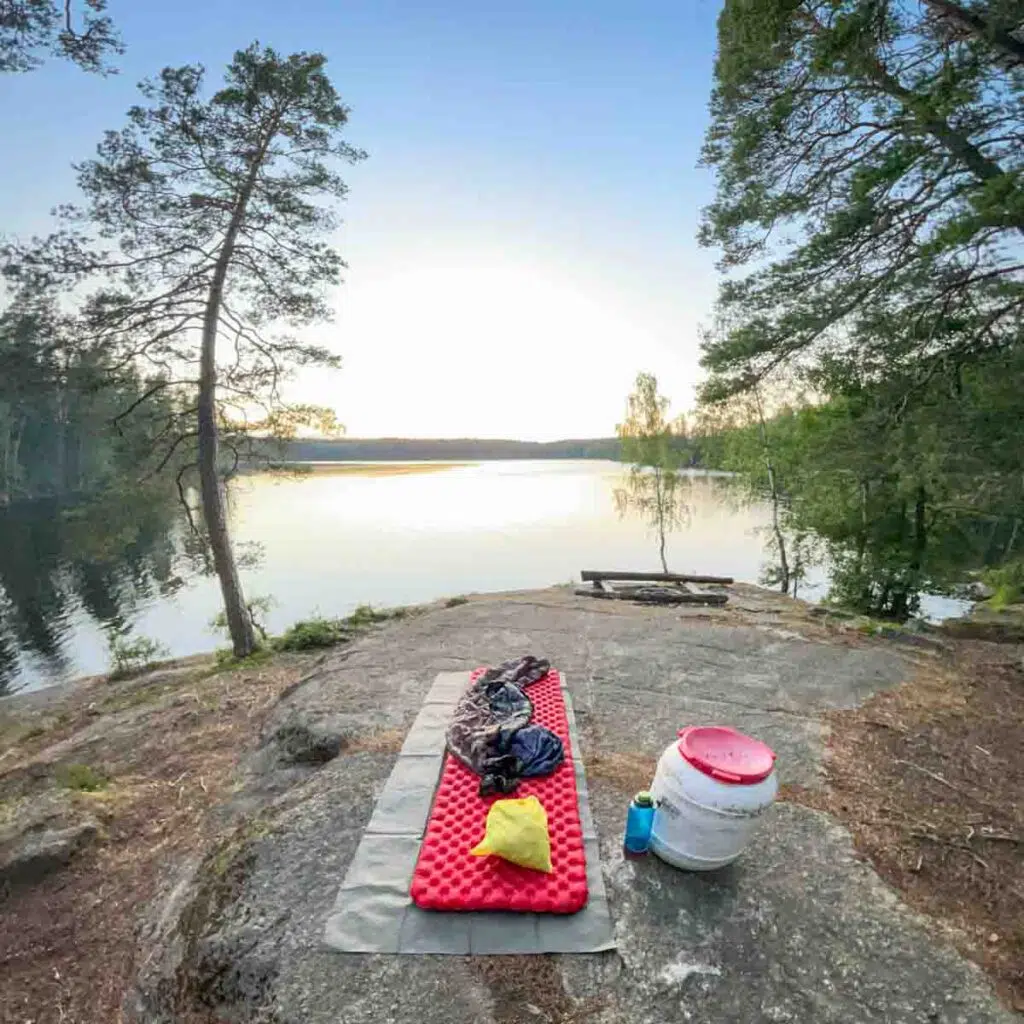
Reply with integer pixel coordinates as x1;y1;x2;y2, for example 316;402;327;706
125;589;1015;1024
0;817;99;888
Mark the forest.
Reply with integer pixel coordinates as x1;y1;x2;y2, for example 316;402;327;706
691;0;1023;619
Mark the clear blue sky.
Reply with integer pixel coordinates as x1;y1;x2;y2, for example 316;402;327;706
0;0;724;439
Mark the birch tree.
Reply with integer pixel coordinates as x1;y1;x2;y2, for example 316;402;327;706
616;373;688;574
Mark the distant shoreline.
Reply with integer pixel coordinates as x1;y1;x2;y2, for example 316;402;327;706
260;461;475;477
265;437;626;463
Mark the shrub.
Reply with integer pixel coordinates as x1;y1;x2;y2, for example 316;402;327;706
55;763;107;792
108;634;169;678
209;594;275;641
213;646;273;671
273;617;350;652
445;595;469;608
344;604;393;628
984;562;1024;610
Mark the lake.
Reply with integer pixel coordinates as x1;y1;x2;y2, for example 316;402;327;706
0;460;964;694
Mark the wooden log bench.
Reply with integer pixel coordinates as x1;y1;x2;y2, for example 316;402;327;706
576;569;731;607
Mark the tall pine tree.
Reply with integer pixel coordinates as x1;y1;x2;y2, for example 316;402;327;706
5;44;366;655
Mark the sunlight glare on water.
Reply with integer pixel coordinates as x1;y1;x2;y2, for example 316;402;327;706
8;461;781;691
228;462;776;629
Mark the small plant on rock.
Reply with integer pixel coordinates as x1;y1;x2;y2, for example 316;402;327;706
108;634;169;679
344;604;393;628
273;617;350;652
55;763;108;792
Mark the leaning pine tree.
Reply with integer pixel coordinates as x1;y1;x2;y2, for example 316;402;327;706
7;44;366;656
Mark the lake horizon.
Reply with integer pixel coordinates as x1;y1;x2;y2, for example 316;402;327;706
0;459;968;694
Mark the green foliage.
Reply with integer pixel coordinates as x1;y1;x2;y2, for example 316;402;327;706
983;562;1024;609
445;595;469;608
0;1;122;74
0;291;182;503
697;1;1024;617
273;617;349;652
615;373;689;573
342;603;422;626
54;763;107;792
703;358;1024;617
213;601;423;662
4;44;366;480
107;633;169;679
699;0;1021;398
213;646;273;672
2;44;367;660
209;595;274;642
345;603;396;628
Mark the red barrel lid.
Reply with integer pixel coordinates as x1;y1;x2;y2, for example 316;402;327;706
677;726;776;785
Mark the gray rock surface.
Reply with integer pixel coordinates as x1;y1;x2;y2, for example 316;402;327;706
262;709;349;766
125;588;1015;1023
0;817;98;888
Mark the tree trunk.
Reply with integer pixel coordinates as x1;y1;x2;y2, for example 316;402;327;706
2;414;25;503
10;419;23;492
197;391;254;656
912;486;928;576
0;414;10;504
655;467;669;573
923;0;1024;67
752;385;789;594
1004;517;1019;559
54;385;68;496
855;479;870;572
197;152;271;658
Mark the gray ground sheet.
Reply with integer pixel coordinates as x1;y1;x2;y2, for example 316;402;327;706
324;670;616;954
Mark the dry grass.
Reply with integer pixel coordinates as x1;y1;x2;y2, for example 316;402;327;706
472;955;607;1024
587;751;658;796
346;728;406;755
0;651;325;1024
783;643;1024;1012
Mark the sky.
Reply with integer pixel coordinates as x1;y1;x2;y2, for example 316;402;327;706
0;0;724;440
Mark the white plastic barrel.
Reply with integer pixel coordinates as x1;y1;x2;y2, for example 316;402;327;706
649;725;778;870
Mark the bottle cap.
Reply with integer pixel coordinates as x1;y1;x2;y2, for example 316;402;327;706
633;790;653;807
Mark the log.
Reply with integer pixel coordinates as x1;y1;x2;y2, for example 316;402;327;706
580;569;734;585
574;586;728;607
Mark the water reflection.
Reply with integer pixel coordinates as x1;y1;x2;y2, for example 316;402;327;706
0;462;779;693
0;486;188;694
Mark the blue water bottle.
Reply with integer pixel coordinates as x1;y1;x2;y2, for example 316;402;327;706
624;790;655;855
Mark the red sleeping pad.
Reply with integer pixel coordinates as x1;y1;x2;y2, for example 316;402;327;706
410;668;588;914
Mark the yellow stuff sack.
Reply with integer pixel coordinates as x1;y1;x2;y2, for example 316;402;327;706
470;795;553;873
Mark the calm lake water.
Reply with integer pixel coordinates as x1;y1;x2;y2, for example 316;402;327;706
0;460;963;694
